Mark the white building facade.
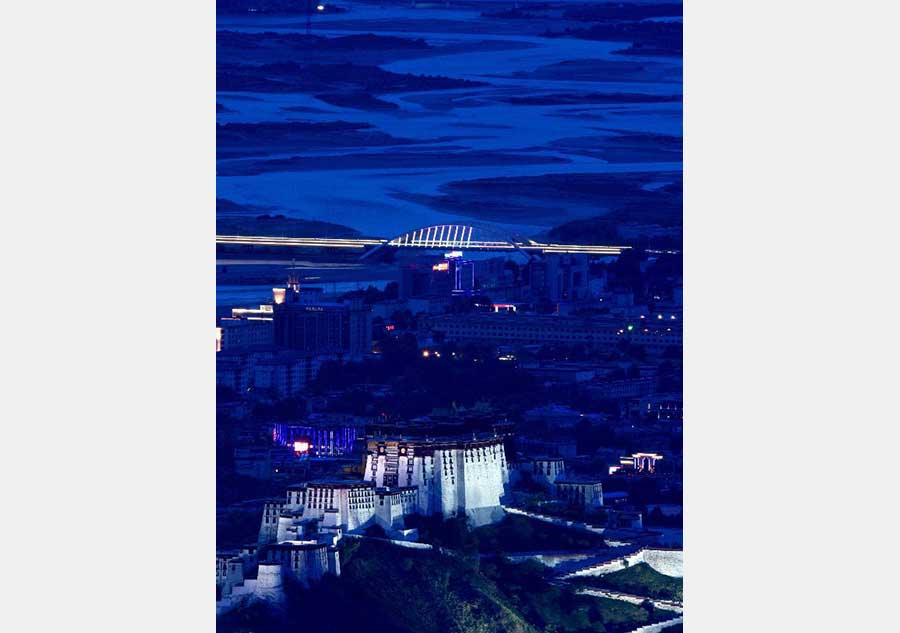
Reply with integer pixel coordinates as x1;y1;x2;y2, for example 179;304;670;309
363;436;508;527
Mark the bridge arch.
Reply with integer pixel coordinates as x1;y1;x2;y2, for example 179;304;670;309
386;223;529;250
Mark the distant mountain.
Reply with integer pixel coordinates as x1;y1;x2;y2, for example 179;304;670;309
216;199;361;238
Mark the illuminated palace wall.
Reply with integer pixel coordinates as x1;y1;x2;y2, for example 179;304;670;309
257;436;510;551
364;437;508;527
264;480;418;542
289;480;379;532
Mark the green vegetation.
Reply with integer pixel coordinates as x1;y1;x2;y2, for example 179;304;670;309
405;514;607;554
587;596;661;628
481;557;660;633
218;540;669;633
575;563;683;602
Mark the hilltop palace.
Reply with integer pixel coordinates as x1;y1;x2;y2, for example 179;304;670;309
217;433;510;613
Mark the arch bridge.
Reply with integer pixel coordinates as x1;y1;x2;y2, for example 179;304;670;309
216;223;628;257
379;223;627;257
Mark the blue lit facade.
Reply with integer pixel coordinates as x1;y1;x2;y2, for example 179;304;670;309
272;423;361;458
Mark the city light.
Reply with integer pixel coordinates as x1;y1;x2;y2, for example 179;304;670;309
213;4;684;612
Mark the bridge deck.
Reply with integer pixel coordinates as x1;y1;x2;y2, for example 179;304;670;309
216;235;627;256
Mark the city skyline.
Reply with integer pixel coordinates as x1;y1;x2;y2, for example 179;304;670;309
217;1;682;631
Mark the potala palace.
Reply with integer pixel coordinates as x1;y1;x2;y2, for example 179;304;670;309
217;433;510;613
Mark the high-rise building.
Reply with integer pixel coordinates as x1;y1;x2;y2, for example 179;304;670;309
429;260;453;296
272;276;371;359
399;264;433;299
424;252;476;297
528;254;589;302
449;254;475;296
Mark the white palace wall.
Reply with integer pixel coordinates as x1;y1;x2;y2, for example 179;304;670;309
363;437;508;527
453;444;507;526
624;616;683;633
641;548;683;578
564;547;683;579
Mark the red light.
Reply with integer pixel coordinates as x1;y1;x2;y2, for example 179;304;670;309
293;440;310;454
385;324;395;331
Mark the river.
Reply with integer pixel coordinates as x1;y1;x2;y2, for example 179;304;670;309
217;1;682;237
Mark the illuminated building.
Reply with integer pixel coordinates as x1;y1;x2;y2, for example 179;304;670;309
610;452;664;475
416;252;476;298
271;479;418;536
363;435;508;527
248;432;510;605
429;260;453;296
273;420;362;458
285;480;379;532
448;252;475;296
272;275;372;359
231;304;274;320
